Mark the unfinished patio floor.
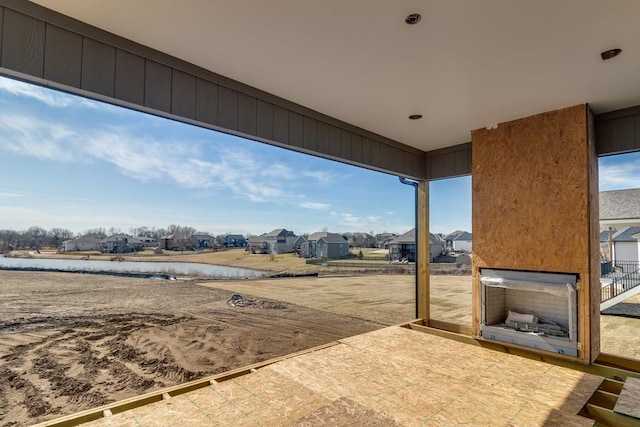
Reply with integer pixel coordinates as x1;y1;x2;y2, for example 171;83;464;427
74;326;602;427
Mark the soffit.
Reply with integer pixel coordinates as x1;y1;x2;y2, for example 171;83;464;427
29;0;640;152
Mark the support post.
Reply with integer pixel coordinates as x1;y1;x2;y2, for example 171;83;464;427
417;180;430;320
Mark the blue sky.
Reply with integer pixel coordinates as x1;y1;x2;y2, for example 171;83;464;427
1;75;638;237
0;76;424;236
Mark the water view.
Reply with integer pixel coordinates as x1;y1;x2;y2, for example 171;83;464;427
0;256;265;278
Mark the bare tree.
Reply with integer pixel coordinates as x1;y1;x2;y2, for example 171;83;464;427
167;224;196;253
49;228;75;248
82;228;107;239
25;226;47;250
0;229;20;252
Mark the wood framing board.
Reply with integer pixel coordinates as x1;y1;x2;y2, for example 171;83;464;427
471;104;596;363
417;180;429;320
587;105;601;363
74;327;601;427
614;377;640;419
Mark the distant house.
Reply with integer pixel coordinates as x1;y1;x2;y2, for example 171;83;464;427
600;188;640;228
295;232;349;259
349;232;376;248
388;228;444;262
444;230;473;253
601;226;640;263
102;234;143;253
63;235;103;252
262;229;298;254
375;232;397;249
247;235;269;254
224;234;247;247
136;236;159;248
191;232;215;249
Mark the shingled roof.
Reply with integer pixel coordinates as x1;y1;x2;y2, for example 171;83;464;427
600;188;640;226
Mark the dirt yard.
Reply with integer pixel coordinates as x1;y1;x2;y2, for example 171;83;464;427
1;270;637;426
0;271;381;426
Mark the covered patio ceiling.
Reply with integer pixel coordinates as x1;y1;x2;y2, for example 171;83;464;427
28;0;640;153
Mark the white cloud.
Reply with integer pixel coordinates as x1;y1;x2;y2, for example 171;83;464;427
300;201;331;210
0;77;99;109
301;170;333;183
0;111;339;203
599;162;640;191
0;190;29;198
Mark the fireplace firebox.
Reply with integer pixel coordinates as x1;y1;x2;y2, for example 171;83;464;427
480;268;579;356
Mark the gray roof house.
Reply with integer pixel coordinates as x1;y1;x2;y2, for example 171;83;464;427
349;232;377;248
102;234;144;254
600;188;640;227
295;232;349;259
388;229;444;262
224;234;247;247
249;229;298;254
191;232;215;249
444;230;473;253
63;235;103;252
601;226;640;264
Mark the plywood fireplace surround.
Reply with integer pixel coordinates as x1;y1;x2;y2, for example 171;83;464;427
471;104;600;364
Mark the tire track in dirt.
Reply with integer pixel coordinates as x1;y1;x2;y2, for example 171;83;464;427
0;272;382;426
0;312;193;426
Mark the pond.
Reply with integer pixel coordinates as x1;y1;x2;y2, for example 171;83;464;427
0;256;266;279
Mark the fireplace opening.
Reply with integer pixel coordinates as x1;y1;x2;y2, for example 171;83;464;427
480;268;579;356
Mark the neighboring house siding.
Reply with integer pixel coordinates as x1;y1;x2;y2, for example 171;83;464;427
453;240;472;253
296;233;348;258
614;242;638;263
430;242;444;261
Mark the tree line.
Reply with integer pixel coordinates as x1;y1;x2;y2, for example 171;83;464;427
0;225;219;252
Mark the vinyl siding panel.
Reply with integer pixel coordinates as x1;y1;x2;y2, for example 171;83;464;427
351;134;362;163
428;143;472;180
171;69;196;119
2;9;44;76
0;7;4;62
44;25;81;87
316;122;329;154
273;105;289;144
303;116;317;151
238;93;257;135
115;49;145;105
256;100;274;140
289;111;304;148
81;38;115;97
361;138;372;165
328;126;342;158
218;86;238;131
195;78;218;126
340;129;351;159
370;140;381;168
595;107;640;155
144;60;171;112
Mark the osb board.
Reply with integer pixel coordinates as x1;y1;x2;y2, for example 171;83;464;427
471;104;590;273
80;327;601;426
614;377;640;419
587;105;601;363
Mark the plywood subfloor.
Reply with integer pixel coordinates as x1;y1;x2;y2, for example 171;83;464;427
614;377;640;419
80;327;602;426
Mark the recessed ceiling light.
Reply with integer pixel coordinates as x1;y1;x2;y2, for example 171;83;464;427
408;114;423;120
601;48;622;60
405;13;421;25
